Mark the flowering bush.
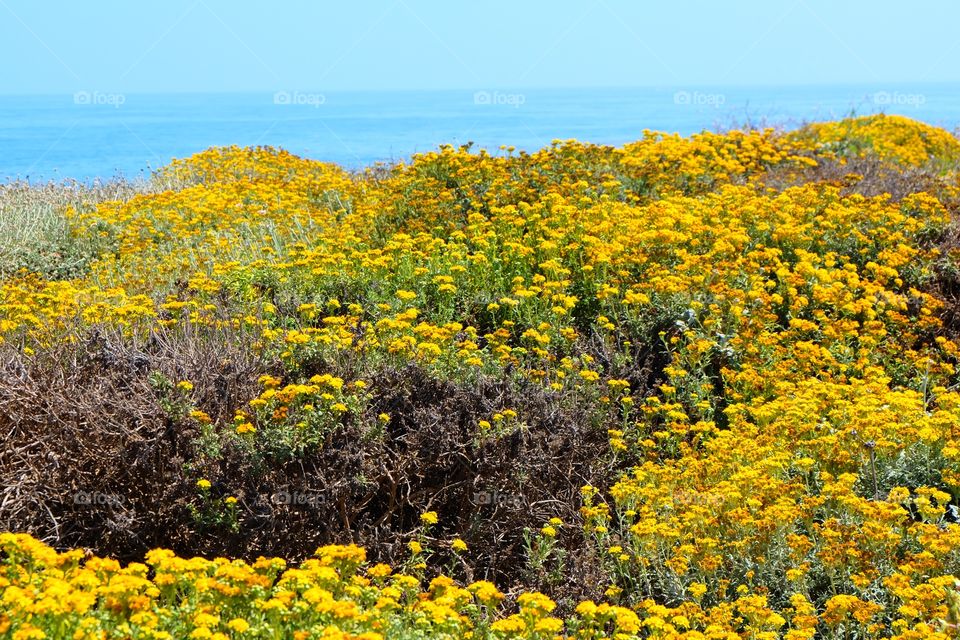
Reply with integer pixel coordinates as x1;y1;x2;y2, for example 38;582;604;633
2;116;960;638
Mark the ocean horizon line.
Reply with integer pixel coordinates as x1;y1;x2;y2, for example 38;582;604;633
3;81;960;98
2;84;958;183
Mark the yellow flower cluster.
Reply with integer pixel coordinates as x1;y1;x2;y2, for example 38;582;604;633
3;116;960;638
0;532;641;640
790;114;960;167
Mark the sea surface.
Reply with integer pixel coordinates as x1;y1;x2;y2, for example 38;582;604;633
1;84;958;182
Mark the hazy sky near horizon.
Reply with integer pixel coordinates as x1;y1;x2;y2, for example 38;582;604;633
1;1;957;94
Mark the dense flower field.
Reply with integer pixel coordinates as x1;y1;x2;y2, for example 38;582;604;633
2;114;960;639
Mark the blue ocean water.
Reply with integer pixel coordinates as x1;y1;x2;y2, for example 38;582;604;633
1;85;958;182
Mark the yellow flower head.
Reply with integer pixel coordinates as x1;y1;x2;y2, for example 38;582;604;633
227;618;250;633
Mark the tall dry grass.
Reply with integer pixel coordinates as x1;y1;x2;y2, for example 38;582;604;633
0;179;147;278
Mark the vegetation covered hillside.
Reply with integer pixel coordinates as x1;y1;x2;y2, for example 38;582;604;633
3;114;960;639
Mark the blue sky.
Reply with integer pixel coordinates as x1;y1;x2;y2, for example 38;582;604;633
0;0;958;94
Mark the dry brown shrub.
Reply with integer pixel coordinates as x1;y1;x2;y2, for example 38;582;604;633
0;321;266;557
